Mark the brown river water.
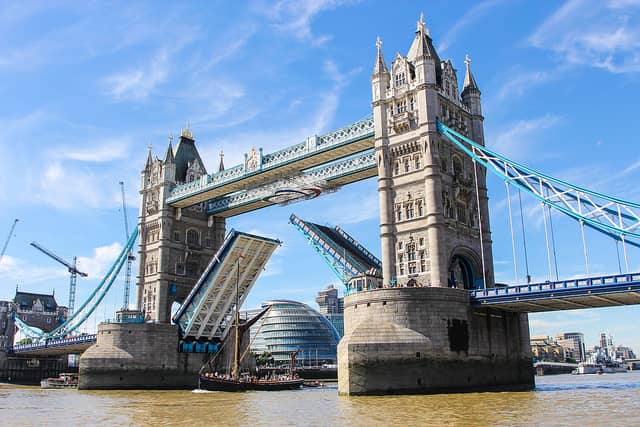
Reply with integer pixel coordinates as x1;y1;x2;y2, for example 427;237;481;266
2;372;640;426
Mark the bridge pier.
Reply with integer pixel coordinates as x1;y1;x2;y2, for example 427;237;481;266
338;288;533;395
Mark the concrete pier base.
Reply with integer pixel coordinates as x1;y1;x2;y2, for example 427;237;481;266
79;322;206;390
338;287;534;395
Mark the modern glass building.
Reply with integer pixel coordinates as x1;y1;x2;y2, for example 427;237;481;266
248;300;341;366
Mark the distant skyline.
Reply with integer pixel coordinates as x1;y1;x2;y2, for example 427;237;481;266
1;1;640;351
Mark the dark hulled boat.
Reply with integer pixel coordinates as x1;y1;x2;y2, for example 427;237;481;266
197;257;303;392
199;374;303;392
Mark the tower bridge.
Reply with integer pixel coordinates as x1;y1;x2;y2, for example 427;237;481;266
66;14;640;394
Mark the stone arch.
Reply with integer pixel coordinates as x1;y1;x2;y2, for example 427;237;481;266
447;246;482;290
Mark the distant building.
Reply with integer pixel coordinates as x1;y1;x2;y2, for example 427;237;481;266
245;300;341;367
531;335;565;362
555;332;586;362
315;284;344;337
0;288;68;349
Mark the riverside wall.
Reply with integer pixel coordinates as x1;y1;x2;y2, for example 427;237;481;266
338;287;534;395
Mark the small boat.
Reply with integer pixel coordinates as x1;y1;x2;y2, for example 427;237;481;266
198;258;303;392
41;373;78;389
302;380;323;388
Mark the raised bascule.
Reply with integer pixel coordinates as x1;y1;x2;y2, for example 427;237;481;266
11;14;637;393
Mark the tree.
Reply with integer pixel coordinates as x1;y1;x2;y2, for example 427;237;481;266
254;351;274;367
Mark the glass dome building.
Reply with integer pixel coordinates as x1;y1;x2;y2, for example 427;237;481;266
249;300;341;366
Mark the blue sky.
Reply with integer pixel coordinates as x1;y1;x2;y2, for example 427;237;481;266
1;0;640;351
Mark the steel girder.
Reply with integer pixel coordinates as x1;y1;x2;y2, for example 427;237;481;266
173;230;280;341
437;120;640;247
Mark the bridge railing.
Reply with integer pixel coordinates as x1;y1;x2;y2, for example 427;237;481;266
10;334;97;353
168;117;374;202
471;273;640;299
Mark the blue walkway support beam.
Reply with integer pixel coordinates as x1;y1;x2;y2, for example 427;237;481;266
289;214;381;288
437;120;640;247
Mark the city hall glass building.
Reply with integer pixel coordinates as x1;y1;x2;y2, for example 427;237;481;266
248;300;341;366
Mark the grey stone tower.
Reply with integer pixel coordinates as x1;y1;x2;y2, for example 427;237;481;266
137;126;225;323
373;15;493;290
338;15;532;396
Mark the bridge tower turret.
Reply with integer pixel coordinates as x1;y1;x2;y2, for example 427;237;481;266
338;15;531;396
136;127;226;323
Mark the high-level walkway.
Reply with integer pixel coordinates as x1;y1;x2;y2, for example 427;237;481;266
167;117;374;209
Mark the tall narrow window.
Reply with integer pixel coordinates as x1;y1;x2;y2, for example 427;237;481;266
404;158;410;173
417;200;424;217
414;155;421;169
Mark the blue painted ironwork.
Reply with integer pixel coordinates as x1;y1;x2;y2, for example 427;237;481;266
12;313;45;340
289;214;380;286
470;272;640;311
173;229;280;340
167;116;374;206
437;120;640;247
19;228;138;342
9;334;97;354
207;150;376;216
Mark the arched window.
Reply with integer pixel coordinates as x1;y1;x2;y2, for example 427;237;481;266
414;155;421;169
404;158;410;173
407;243;416;261
186;229;200;246
453;156;463;180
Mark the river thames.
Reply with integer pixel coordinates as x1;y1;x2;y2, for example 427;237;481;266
2;372;639;426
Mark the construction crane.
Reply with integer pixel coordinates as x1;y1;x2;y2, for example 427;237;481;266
0;218;18;265
30;241;87;315
119;181;136;310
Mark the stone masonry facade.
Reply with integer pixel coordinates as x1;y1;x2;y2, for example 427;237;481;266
373;14;494;290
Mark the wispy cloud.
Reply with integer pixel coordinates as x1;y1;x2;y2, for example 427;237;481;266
529;0;640;73
437;0;506;52
256;0;358;46
487;114;562;160
103;49;171;102
77;242;123;278
55;137;131;163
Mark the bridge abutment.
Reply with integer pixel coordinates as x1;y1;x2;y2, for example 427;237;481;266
79;322;205;389
338;287;533;395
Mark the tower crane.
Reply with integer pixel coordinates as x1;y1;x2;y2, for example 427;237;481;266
30;241;87;315
0;218;18;265
119;181;136;310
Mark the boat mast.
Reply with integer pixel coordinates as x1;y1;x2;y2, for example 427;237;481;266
232;256;241;379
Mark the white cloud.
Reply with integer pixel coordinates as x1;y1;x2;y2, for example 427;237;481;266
494;69;555;101
487;114;562;160
55;137;131;163
257;0;357;45
77;242;123;278
103;49;171;101
0;255;67;291
437;0;506;52
529;0;640;73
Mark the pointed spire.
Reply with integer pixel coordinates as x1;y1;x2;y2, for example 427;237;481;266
373;36;389;76
218;150;225;173
164;133;175;164
145;144;153;169
408;12;438;62
181;120;193;139
462;54;480;93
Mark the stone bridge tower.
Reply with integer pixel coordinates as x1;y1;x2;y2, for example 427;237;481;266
374;14;493;291
338;15;532;396
137;126;226;323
